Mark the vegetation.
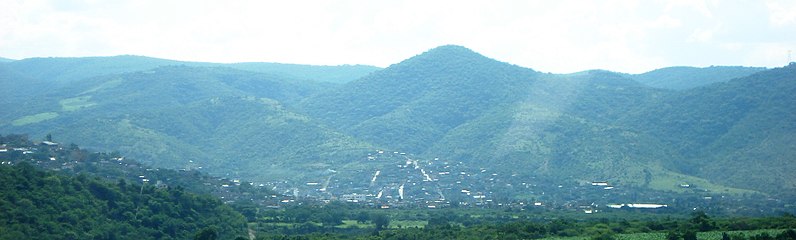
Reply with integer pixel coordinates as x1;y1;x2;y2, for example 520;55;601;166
0;163;248;239
629;66;765;90
1;45;794;208
249;206;796;239
11;112;59;126
1;133;795;239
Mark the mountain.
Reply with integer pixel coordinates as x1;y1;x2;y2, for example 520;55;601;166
0;57;15;62
228;62;381;84
0;66;373;182
300;46;795;194
5;55;379;85
622;63;796;192
631;66;766;90
424;70;673;183
5;55;188;85
300;47;695;190
299;45;542;153
1;46;794;196
0;64;48;106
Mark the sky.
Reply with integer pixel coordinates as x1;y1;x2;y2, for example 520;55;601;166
1;0;795;73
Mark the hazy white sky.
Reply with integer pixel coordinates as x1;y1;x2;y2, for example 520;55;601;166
1;0;795;73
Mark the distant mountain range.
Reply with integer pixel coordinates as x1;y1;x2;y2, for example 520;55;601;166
3;55;380;84
629;66;766;90
1;46;792;196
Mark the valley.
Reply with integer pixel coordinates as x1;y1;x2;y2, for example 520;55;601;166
1;45;794;213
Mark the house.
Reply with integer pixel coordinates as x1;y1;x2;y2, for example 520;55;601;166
341;193;367;203
626;203;667;209
591;181;609;186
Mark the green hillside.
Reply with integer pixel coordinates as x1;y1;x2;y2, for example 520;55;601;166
300;46;794;194
631;66;765;90
0;163;247;239
0;64;48;107
229;62;381;84
300;46;689;189
0;66;373;182
5;55;378;85
622;64;796;192
299;45;542;153
6;55;189;84
1;46;794;196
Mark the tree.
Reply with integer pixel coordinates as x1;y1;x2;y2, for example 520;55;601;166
591;232;616;240
683;230;697;240
356;211;370;224
666;231;680;240
194;227;218;240
371;213;390;231
690;211;716;231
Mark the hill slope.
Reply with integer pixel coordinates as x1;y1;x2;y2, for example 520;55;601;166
631;66;765;90
299;45;542;153
1;46;793;196
5;55;379;85
0;163;247;239
301;46;794;194
623;64;796;191
299;46;724;191
0;66;373;182
229;62;381;84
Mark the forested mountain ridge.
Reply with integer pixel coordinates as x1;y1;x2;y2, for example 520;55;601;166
298;45;543;153
629;66;766;90
300;46;694;189
3;55;379;85
0;66;374;182
299;46;795;194
1;46;794;196
622;63;796;192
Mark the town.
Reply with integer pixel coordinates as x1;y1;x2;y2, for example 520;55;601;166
0;134;787;216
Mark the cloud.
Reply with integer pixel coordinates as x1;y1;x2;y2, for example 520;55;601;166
766;0;796;26
0;0;793;73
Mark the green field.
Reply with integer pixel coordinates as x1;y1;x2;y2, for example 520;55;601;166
11;112;59;126
59;96;97;111
537;229;789;240
389;220;427;229
646;166;758;194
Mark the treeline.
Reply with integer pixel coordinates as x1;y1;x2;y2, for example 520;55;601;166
0;133;278;217
251;207;796;240
0;162;248;239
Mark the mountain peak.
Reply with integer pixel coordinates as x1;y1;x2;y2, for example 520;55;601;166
426;44;475;53
418;45;480;59
389;45;498;70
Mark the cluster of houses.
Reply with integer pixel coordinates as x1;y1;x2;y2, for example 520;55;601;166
3;138;732;213
254;150;678;213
